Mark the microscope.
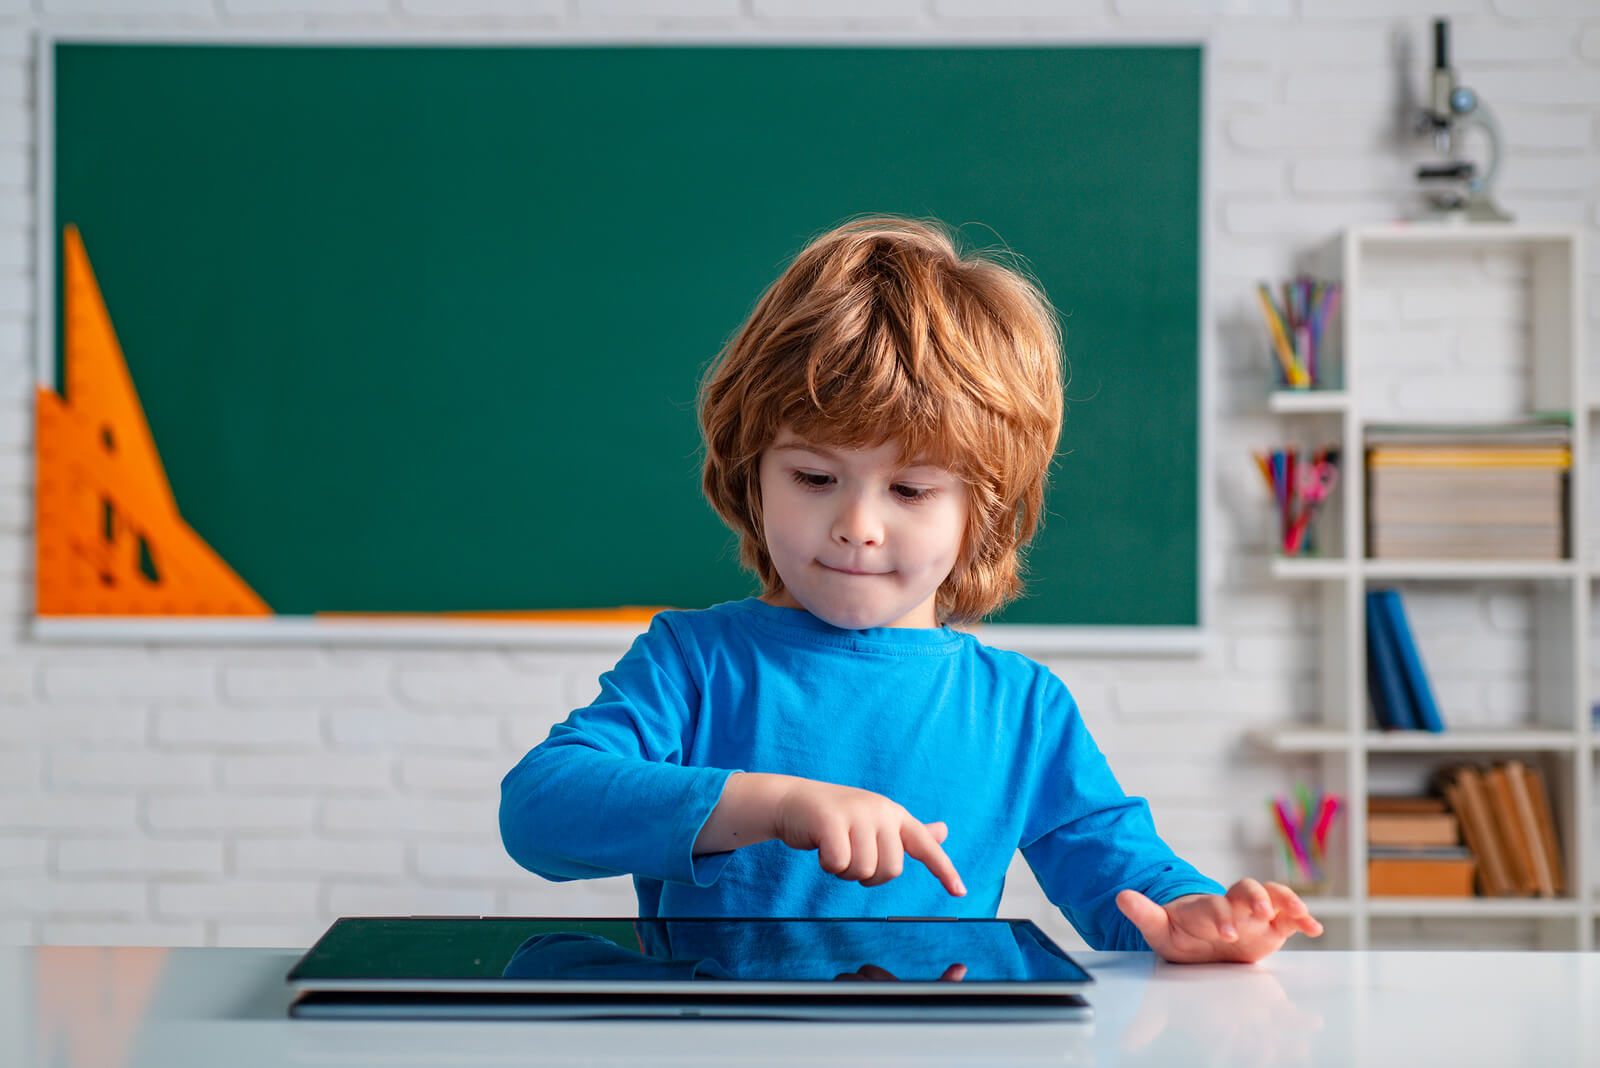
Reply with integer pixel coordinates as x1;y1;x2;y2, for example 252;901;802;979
1414;18;1512;222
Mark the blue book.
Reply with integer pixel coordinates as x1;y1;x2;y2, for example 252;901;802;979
1365;590;1416;730
1376;589;1445;732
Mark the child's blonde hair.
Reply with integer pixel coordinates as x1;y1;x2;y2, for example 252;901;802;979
699;215;1064;623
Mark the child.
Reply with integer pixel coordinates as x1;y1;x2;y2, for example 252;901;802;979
500;216;1321;962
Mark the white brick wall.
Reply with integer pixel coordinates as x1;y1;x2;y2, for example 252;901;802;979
0;2;1595;952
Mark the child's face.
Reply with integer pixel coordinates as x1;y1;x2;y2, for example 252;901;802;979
756;428;969;629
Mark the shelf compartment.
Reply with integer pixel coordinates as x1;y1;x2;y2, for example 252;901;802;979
1359;579;1579;735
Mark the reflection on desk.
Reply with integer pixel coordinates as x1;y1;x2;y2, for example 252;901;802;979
6;945;1596;1067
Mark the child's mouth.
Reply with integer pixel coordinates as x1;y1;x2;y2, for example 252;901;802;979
821;563;888;576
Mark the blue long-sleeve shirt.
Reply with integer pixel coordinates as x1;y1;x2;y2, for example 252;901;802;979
500;598;1222;950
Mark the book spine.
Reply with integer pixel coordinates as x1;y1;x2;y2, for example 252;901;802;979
1503;760;1555;898
1456;765;1515;897
1379;590;1444;733
1365;591;1416;730
1485;764;1537;895
1524;765;1565;896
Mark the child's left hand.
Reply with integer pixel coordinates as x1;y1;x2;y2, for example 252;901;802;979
1115;878;1323;963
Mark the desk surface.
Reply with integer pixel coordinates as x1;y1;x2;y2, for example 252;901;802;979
4;945;1595;1067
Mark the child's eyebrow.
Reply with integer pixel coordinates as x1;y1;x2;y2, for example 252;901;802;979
770;441;832;457
773;441;943;471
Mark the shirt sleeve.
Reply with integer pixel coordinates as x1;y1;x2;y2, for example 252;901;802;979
1018;672;1224;951
499;612;738;887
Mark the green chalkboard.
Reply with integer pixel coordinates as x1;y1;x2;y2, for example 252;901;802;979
51;41;1201;627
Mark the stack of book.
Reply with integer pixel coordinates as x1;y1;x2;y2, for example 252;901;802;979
1367;796;1473;897
1365;421;1570;559
1434;761;1564;898
1365;588;1444;731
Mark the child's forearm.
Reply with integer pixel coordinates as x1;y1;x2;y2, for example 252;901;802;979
693;772;796;855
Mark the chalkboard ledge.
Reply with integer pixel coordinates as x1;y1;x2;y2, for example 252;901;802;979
32;617;1208;655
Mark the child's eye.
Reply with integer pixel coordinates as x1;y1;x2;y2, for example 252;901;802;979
788;470;935;501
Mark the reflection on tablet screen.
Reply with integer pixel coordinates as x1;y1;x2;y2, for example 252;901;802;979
497;919;1088;985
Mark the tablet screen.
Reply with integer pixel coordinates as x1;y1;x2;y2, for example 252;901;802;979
288;917;1091;987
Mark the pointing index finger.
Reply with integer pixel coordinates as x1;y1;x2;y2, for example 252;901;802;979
903;820;966;897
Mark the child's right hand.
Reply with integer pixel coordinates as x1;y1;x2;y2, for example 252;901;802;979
771;777;967;897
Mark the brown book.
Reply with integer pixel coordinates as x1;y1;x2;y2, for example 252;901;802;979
1442;766;1513;897
1502;760;1556;898
1367;812;1459;847
1367;855;1476;897
1523;763;1565;896
1485;764;1537;895
1437;778;1485;895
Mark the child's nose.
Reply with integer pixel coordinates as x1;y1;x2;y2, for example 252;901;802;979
832;493;885;547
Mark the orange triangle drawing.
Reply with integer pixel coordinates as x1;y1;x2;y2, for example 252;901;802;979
35;226;270;617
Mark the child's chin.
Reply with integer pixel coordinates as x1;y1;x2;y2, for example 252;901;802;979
806;601;898;630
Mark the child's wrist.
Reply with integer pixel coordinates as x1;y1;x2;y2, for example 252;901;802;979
715;771;794;847
741;771;797;842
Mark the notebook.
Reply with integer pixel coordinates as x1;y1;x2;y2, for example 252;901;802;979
286;916;1093;1022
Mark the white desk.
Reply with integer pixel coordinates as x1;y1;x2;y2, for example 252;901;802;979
3;946;1594;1067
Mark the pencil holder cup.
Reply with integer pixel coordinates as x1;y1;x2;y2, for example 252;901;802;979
1267;787;1344;899
1257;276;1341;392
1255;445;1342;559
1272;847;1330;898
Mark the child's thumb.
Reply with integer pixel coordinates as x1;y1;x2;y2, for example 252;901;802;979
1116;888;1170;944
924;821;948;844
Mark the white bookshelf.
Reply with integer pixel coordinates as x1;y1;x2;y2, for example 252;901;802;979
1261;223;1593;951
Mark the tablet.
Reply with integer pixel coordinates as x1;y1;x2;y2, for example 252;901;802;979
286;916;1093;1021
